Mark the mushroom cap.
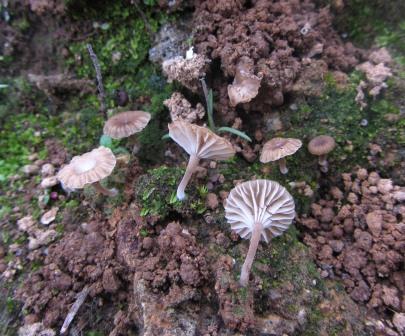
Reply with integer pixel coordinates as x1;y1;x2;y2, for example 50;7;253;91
308;135;336;156
225;180;295;243
57;146;116;189
260;137;302;163
168;120;235;160
228;57;262;107
103;111;151;139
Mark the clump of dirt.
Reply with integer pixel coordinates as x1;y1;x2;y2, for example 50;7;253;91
137;221;210;292
193;0;364;120
17;215;129;329
164;91;205;123
298;168;404;331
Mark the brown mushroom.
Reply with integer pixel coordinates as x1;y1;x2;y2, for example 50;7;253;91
169;120;235;200
228;57;262;107
103;111;151;140
225;180;295;286
260;137;302;174
308;135;336;173
57;146;117;196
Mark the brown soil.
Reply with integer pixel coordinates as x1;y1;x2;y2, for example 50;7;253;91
298;168;404;326
193;0;364;121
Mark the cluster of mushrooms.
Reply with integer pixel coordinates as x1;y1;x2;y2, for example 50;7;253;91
56;111;336;287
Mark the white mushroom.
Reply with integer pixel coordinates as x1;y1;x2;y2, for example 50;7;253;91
169;120;235;200
225;179;295;286
103;111;151;139
57;146;117;196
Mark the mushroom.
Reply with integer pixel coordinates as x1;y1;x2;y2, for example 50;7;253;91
169;120;235;200
57;146;117;196
308;135;336;173
103;111;151;139
225;179;295;287
228;56;262;107
260;137;302;174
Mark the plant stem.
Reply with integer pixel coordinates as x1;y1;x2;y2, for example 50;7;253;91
278;157;288;174
240;222;263;287
200;78;216;130
177;155;199;200
93;181;117;196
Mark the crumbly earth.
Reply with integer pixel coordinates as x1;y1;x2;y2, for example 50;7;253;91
298;168;404;330
193;0;364;120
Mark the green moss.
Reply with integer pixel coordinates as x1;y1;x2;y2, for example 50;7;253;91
134;165;208;218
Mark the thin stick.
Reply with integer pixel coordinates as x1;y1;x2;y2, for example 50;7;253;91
133;0;153;37
60;286;90;334
87;43;107;118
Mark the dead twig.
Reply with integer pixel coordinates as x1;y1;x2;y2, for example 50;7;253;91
60;286;90;335
87;43;107;119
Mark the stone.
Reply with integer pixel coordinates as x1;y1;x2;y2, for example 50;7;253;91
40;176;58;189
40;207;59;225
22;164;39;175
18;323;55;336
206;193;219;210
41;163;55;177
393;313;405;334
366;211;382;237
17;216;36;233
28;230;58;250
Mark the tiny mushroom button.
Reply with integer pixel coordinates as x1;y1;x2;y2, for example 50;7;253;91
308;135;336;173
260;137;302;174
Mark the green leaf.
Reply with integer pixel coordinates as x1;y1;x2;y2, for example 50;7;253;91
113;146;130;155
161;133;171;140
100;135;113;148
217;127;252;142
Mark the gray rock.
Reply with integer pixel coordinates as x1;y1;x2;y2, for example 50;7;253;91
149;21;191;65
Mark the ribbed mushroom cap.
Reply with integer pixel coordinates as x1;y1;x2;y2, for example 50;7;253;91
308;135;336;156
168;120;235;160
225;180;295;243
103;111;151;139
57;146;116;189
260;138;302;163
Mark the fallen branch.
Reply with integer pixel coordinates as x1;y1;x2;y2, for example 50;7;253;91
60;286;90;334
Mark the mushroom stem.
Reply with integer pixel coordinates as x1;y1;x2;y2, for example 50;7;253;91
177;154;200;201
318;154;327;166
278;157;288;174
93;181;118;196
240;221;263;287
318;155;328;173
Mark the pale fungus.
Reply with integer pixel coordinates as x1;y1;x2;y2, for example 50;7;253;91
225;180;295;287
57;146;117;196
260;137;302;174
103;111;151;140
169;120;235;200
308;135;336;173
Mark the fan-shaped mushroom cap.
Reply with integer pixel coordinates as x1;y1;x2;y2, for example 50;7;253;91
103;111;151;139
260;138;302;163
225;180;295;243
57;146;116;189
308;135;336;156
168;120;235;160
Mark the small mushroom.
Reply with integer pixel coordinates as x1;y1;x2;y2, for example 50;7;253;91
228;56;262;107
225;180;295;286
169;120;235;200
308;135;336;173
57;146;117;196
103;111;151;139
260;137;302;174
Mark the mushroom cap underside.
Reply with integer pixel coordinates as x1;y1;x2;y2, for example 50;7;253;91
260;137;302;162
103;111;151;139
